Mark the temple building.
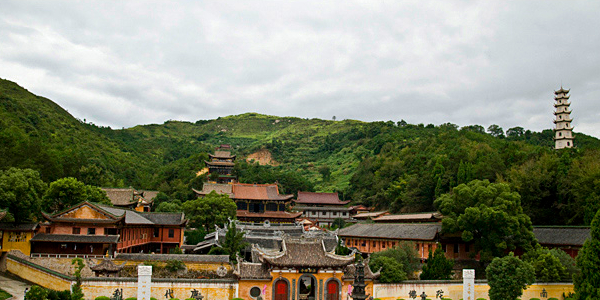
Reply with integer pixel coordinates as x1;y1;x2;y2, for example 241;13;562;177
235;237;378;300
32;201;186;257
205;145;237;183
0;210;39;256
372;212;443;223
102;187;158;212
293;192;352;227
194;183;301;223
554;87;574;149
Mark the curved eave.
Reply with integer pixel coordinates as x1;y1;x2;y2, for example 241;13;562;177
554;95;570;100
554;88;570;95
554;102;571;108
554;110;572;115
554;136;574;140
209;154;236;160
553;118;573;123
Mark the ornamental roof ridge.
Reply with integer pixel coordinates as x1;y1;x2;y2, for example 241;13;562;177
554;87;570;95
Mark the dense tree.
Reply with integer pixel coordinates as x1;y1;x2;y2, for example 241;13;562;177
369;242;420;279
42;177;110;213
420;247;454;280
0;168;46;222
523;246;567;282
369;256;406;283
435;180;537;261
486;253;535;300
574;209;600;299
506;126;525;139
184;227;206;245
487;124;505;138
182;191;236;232
549;248;580;281
155;200;183;212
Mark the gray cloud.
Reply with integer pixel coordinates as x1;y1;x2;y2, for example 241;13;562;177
1;0;599;137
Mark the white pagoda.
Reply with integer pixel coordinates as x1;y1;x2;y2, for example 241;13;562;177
553;87;574;149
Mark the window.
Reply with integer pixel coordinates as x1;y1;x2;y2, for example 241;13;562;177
72;227;81;234
465;244;470;252
250;287;261;298
322;212;327;216
454;244;459;254
442;244;447;253
45;227;51;233
168;229;175;238
342;212;347;216
392;242;396;247
332;212;337;216
105;228;118;235
373;242;376;247
312;212;316;216
87;228;96;235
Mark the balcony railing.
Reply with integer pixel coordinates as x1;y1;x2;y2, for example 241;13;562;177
31;253;112;259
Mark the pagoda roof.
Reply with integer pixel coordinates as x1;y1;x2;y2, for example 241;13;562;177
554;110;572;115
554;136;574;140
209;151;236;159
553;118;573;124
554;102;571;108
353;211;389;220
554;87;570;95
205;161;235;167
294;192;350;205
554;94;570;100
102;188;158;207
255;237;355;268
236;210;302;220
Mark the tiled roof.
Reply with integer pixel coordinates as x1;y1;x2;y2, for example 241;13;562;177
102;188;136;206
236;210;302;220
294;206;351;212
236;262;272;280
99;206;154;225
193;183;233;197
339;223;441;241
353;211;388;219
210;151;236;159
295;192;350;205
205;161;235;167
256;238;354;268
232;183;293;201
0;223;39;231
90;259;123;272
373;212;443;223
142;190;159;201
30;233;120;244
140;212;186;225
115;253;229;263
534;226;590;247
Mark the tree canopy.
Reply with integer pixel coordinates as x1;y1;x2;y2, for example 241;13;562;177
208;221;248;263
369;242;421;280
574;209;600;299
486;253;535;300
182;191;236;232
42;177;110;213
420;247;454;280
435;179;537;261
0;168;46;222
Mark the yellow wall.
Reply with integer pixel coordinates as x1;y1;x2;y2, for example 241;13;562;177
373;282;574;300
1;231;34;255
82;280;237;300
238;271;374;300
6;256;72;291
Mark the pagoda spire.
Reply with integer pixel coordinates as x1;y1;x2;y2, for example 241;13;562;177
553;87;574;149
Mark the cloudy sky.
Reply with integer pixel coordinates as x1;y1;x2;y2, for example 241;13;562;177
1;1;599;137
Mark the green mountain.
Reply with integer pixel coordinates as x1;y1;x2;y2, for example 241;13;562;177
2;78;600;225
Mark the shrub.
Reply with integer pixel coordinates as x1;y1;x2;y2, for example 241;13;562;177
25;286;48;300
231;298;244;300
95;297;110;300
548;298;559;300
529;298;540;300
186;298;196;300
165;259;186;272
151;298;158;300
48;290;70;300
125;297;137;300
0;289;12;300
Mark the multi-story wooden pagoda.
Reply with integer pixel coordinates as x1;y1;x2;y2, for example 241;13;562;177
205;145;237;183
554;87;574;149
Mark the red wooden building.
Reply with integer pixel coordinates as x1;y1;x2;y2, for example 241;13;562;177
33;201;186;257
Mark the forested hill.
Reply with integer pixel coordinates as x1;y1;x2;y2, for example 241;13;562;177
2;78;600;225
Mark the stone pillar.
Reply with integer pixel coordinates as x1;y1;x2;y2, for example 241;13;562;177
463;269;475;300
138;265;152;300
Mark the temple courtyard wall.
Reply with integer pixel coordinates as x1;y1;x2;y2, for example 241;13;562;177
6;253;574;300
